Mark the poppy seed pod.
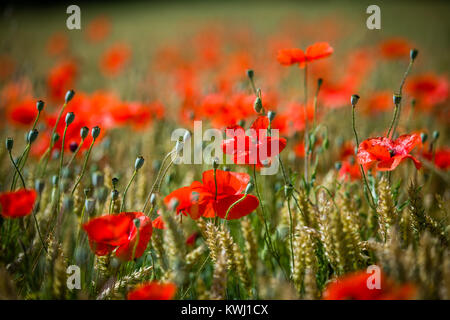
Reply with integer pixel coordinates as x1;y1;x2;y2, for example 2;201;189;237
245;182;254;194
393;94;402;105
112;177;119;188
254;97;263;113
267;110;276;122
65;89;75;103
351;94;360;106
51;175;59;186
213;157;219;169
69;141;78;153
410;49;418;61
92;126;101;140
36;100;45;112
420;132;428;143
80;126;89;139
432;130;439;141
246;69;254;79
150;193;156;206
27;129;39;144
6;137;13;151
135;156;145;170
133;218;141;228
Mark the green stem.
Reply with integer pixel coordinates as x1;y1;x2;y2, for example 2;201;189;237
9;150;26;190
303;64;309;184
120;170;137;212
65;138;85;169
71;139;95;195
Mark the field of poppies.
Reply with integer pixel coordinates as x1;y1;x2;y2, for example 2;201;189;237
0;2;449;300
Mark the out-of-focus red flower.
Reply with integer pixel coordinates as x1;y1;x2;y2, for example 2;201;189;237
339;160;361;181
127;282;176;300
46;32;68;56
7;98;38;127
422;147;450;170
86;15;111;43
83;212;152;261
100;43;131;77
47;59;78;101
186;232;199;246
379;38;412;60
405;73;449;111
357;134;422;171
277;42;333;68
152;211;165;229
323;270;416;300
366;91;392;114
222;116;287;167
164;170;259;220
0;189;37;219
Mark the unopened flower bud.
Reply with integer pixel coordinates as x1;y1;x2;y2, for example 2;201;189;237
80;126;89;140
133;218;141;228
246;69;254;79
35;179;45;193
245;182;254;194
85;198;96;215
92;172;104;187
335;161;342;171
6;137;13;151
65;112;75;125
420;132;428;143
135;156;145;170
393;94;402;105
410;49;418;61
69;142;78;153
351;94;360;106
36;100;45;112
267;110;276;122
111;189;119;201
52;132;60;143
213;157;219;169
317;78;323;88
112;177;119;189
27;129;39;144
92;126;101;140
65;89;75;103
150;193;157;206
254;97;263;113
432;130;439;141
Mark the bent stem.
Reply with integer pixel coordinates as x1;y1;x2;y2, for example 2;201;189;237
65;137;86;169
8;149;26;190
71;139;95;195
120;169;137;212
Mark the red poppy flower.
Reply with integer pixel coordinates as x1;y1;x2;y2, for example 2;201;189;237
152;211;165;229
83;212;152;261
46;32;68;56
86;15;111;43
339;160;361;181
47;60;78;101
405;73;449;111
164;170;259;220
379;38;412;60
322;270;416;300
127;282;176;300
277;42;333;68
186;232;199;246
422;147;450;170
357;134;422;171
100;43;131;77
222;116;287;167
0;189;37;219
7;98;38;127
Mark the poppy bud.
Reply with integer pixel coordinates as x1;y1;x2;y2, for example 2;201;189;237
133;218;141;228
411;98;416;108
410;49;418;61
69;141;78;153
112;177;119;189
254;97;263;113
267;110;276;122
169;198;179;211
36;100;45;112
317;78;323;88
246;69;254;79
135;156;145;171
85;198;96;215
35;179;45;194
52;132;60;143
27;129;39;144
111;189;119;201
92;172;104;187
393;94;402;105
238;119;245;128
245;182;254;194
335;161;342;171
6;137;13;151
92;126;101;140
212;157;219;169
52;175;59;186
420;132;428;143
150;193;156;206
351;94;360;106
432;130;439;141
80;126;89;139
65;89;75;103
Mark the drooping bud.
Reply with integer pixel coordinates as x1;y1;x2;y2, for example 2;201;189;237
65;89;75;103
6;137;13;151
92;126;101;140
420;132;428;143
393;94;402;105
267;110;276;122
36;100;45;112
253;97;263;113
245;182;254;194
135;156;145;170
351;94;360;106
27;129;39;144
410;49;418;61
69;142;78;153
246;69;254;79
80;126;89;140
